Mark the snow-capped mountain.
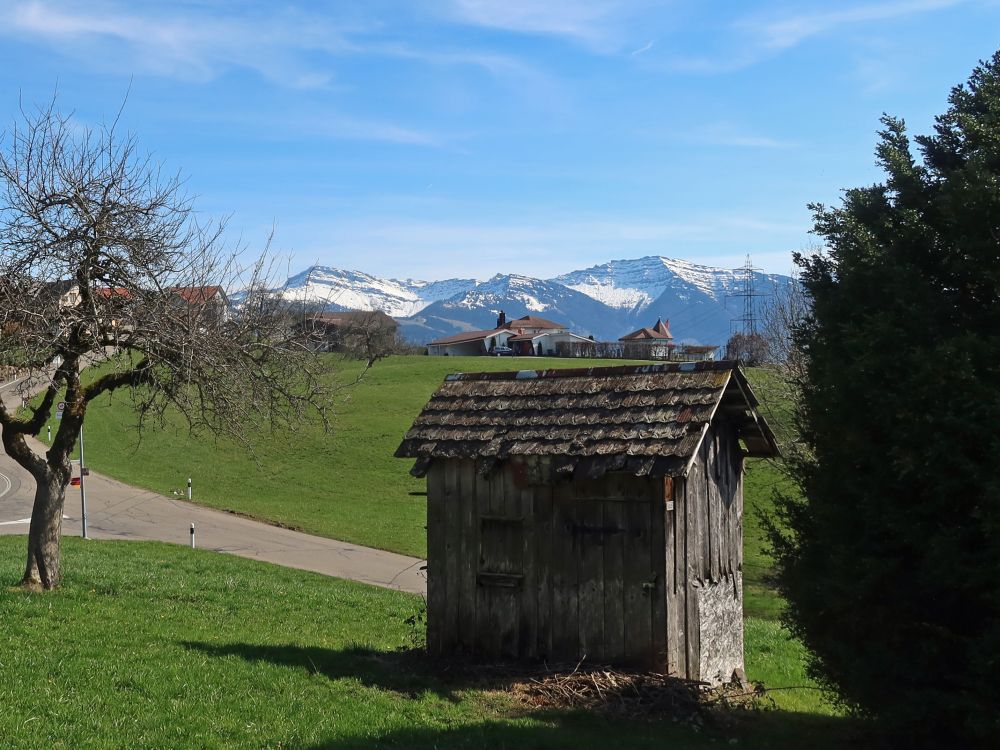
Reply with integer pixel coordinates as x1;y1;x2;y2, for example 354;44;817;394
553;256;745;311
275;266;476;318
399;274;629;343
552;256;793;346
273;256;793;345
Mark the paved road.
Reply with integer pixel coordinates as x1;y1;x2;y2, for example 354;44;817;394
0;376;427;595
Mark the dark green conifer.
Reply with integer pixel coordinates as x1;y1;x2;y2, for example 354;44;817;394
773;51;1000;747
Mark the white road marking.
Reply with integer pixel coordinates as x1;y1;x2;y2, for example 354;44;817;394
0;515;71;526
0;377;26;391
0;471;11;499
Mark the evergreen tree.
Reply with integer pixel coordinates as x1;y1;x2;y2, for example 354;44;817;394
773;53;1000;745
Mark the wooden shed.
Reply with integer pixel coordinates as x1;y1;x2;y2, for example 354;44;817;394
396;361;778;685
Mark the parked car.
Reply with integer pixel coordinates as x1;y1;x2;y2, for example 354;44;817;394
492;345;514;356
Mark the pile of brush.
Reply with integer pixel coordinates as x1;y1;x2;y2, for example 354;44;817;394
506;664;771;726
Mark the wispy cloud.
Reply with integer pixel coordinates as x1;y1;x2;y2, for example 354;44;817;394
693;124;798;149
442;0;641;52
630;40;655;57
0;1;545;90
745;0;965;52
664;0;965;74
2;0;358;87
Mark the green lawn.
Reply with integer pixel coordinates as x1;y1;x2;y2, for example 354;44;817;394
0;537;849;749
68;355;646;559
14;357;847;746
54;354;792;620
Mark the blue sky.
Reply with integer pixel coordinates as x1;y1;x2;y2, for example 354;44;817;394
0;0;996;280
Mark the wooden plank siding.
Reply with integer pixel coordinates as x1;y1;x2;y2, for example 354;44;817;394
602;497;626;663
425;428;746;681
425;462;447;656
675;421;747;682
410;363;772;685
430;465;671;670
666;475;686;677
550;482;579;659
684;443;705;678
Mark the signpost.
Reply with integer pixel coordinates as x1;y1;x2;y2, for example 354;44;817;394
56;402;89;538
78;428;88;540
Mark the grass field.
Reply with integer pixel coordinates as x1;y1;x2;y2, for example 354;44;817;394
67;354;789;620
0;537;851;749
65;355;647;558
12;356;851;746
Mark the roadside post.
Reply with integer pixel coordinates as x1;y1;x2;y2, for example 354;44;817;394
78;427;88;540
187;477;192;501
190;523;195;549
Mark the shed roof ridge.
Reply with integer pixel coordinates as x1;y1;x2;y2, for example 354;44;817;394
443;360;738;382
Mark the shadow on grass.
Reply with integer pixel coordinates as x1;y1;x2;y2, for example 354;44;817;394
296;711;857;750
181;641;467;701
181;641;862;749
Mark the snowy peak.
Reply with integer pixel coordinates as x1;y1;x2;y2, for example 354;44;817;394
272;255;793;346
448;274;565;312
276;265;475;318
389;276;479;304
552;255;741;311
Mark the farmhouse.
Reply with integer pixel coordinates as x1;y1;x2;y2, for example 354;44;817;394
426;311;592;356
396;360;778;684
168;285;230;326
618;317;674;359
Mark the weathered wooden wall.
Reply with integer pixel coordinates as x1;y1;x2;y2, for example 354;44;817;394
667;418;745;684
426;419;745;683
426;460;667;667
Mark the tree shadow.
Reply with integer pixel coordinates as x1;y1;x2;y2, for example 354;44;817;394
181;640;863;749
180;641;463;700
295;711;858;750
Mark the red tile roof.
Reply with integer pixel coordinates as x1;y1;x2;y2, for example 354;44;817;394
503;315;564;330
169;285;225;304
95;287;133;300
428;328;505;346
506;333;545;342
619;318;673;341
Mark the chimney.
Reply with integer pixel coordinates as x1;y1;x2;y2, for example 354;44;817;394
497;310;507;328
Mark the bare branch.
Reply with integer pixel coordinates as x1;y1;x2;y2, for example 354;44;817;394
0;98;334;589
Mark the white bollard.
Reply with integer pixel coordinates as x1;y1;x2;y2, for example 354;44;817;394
187;477;192;501
190;523;195;549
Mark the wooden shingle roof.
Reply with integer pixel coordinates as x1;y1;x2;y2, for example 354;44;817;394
396;360;778;479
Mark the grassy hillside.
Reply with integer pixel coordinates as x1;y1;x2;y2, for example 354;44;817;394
54;355;791;619
0;537;847;749
66;356;643;558
68;357;796;619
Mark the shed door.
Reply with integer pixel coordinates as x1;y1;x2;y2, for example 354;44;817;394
547;475;666;668
475;472;526;659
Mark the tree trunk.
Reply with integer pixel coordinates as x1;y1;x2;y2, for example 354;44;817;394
22;472;66;590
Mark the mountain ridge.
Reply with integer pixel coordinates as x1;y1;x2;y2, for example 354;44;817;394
270;256;792;345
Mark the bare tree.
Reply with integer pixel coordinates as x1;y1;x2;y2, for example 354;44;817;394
0;101;332;589
335;311;400;365
755;271;811;456
723;332;771;366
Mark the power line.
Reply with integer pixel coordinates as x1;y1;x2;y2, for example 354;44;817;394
725;254;768;337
